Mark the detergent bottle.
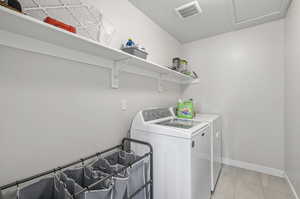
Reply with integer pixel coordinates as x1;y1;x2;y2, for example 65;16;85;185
177;99;195;119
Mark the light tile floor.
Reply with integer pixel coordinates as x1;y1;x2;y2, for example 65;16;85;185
212;165;295;199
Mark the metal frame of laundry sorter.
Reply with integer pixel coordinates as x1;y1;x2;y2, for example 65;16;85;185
0;138;154;199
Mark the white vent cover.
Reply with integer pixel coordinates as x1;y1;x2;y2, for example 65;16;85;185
175;1;202;19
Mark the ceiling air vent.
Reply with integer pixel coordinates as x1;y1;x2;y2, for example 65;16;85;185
175;1;202;19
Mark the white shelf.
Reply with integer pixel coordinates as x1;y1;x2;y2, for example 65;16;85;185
0;6;197;89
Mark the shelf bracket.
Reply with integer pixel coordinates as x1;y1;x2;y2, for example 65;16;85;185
111;61;120;89
111;58;132;89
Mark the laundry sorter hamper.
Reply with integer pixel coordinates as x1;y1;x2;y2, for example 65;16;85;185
0;138;153;199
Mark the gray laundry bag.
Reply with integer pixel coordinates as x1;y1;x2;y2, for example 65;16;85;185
105;151;147;199
0;188;18;199
91;158;128;199
92;151;146;199
63;167;113;199
57;173;83;198
20;177;72;199
0;177;73;199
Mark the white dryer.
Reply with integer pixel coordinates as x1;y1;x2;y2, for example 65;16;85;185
130;108;211;199
170;108;222;192
195;114;222;192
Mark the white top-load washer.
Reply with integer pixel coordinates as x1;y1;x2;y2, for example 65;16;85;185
170;108;222;192
130;108;211;199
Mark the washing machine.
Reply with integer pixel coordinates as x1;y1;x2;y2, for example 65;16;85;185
130;108;211;199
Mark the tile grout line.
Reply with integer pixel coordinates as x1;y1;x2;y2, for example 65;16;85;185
233;166;238;199
285;173;299;199
259;171;266;199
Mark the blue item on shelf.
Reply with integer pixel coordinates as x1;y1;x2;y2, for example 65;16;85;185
126;38;135;47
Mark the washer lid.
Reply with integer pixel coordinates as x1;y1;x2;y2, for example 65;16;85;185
156;119;202;129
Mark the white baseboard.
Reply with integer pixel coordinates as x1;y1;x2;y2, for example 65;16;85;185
222;158;285;177
285;173;299;199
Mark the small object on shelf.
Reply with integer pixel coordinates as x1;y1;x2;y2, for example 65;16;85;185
0;0;22;13
121;46;148;59
122;39;148;59
172;58;192;74
183;71;192;76
183;70;198;79
180;59;188;73
44;17;76;33
192;71;198;79
8;0;21;12
172;57;181;70
126;38;135;47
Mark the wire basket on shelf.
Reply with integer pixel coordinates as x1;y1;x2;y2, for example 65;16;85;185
19;0;115;45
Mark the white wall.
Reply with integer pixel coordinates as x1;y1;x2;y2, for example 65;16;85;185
182;20;285;170
285;0;300;195
0;0;181;185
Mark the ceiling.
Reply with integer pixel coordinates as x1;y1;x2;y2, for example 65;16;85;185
129;0;292;43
